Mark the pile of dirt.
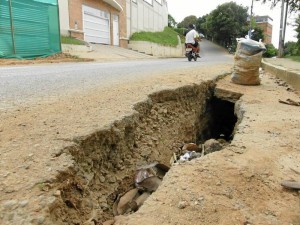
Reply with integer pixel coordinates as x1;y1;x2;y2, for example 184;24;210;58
0;53;93;66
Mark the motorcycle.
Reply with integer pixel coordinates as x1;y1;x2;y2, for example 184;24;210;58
185;44;198;61
227;45;234;54
227;43;237;54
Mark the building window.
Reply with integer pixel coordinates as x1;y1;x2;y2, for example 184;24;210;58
144;0;153;5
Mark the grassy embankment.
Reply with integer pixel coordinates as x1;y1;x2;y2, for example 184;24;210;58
287;56;300;62
130;27;181;46
61;36;86;45
60;27;183;46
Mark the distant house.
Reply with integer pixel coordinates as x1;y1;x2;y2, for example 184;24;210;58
58;0;168;48
254;15;273;44
0;0;61;58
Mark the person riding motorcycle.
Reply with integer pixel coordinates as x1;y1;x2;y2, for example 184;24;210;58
185;24;201;58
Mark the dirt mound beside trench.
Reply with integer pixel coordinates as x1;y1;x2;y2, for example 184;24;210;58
0;53;93;66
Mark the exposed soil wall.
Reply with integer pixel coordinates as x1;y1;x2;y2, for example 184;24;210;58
49;81;220;224
112;73;300;225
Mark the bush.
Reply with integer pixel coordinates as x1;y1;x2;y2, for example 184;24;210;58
284;41;300;56
174;28;186;36
263;43;277;58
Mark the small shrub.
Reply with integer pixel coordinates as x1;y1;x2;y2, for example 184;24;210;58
263;43;277;58
284;41;300;56
174;28;186;36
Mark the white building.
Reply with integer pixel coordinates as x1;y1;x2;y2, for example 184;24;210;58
126;0;168;38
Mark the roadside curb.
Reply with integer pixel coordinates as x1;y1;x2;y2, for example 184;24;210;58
128;41;184;58
261;60;300;90
62;44;92;53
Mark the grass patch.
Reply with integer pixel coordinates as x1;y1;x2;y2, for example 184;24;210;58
130;27;179;47
61;36;85;45
286;55;300;62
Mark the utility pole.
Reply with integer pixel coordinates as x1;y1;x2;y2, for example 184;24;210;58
249;0;254;39
282;0;289;48
278;0;285;57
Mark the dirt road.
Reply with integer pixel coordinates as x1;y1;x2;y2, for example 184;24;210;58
0;55;300;225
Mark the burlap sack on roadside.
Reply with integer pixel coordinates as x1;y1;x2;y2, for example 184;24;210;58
231;38;266;85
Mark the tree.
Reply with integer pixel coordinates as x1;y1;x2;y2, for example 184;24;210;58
196;15;208;36
263;43;278;57
293;14;300;54
279;14;300;56
284;41;298;55
168;14;177;28
177;15;197;29
258;0;300;12
251;26;265;42
205;2;249;46
295;14;300;40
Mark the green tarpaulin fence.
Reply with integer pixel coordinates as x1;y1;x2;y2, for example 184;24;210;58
0;0;61;59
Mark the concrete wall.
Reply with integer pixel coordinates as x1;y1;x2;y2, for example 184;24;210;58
262;61;300;91
128;38;185;57
61;43;92;53
58;0;70;36
126;0;168;38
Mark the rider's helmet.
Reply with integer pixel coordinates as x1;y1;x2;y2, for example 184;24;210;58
188;24;194;29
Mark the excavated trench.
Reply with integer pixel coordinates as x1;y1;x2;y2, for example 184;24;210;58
49;80;242;224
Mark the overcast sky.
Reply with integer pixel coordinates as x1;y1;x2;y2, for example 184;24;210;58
168;0;299;48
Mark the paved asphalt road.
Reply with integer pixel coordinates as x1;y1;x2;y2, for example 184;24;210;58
0;41;233;110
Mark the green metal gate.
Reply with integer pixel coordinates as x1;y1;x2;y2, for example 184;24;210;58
0;0;61;59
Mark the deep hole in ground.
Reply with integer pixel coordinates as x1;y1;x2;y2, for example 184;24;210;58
198;97;238;142
48;81;241;225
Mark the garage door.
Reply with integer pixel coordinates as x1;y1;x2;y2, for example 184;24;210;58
82;5;110;44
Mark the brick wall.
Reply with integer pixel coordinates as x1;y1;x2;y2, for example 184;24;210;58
117;0;128;47
257;23;272;44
